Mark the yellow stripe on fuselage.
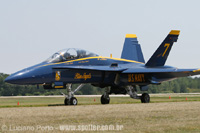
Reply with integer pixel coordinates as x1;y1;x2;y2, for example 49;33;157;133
41;56;144;67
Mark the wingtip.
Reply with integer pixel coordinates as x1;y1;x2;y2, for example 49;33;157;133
169;30;180;35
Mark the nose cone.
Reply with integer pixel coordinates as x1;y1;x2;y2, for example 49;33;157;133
4;70;31;84
4;62;48;85
4;75;15;83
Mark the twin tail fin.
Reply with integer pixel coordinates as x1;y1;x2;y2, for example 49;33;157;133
145;30;180;67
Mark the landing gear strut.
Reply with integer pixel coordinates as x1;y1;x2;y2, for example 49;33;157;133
101;87;110;104
126;85;150;103
63;84;84;105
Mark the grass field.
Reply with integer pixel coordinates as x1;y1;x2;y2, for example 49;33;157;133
0;94;200;132
0;93;200;108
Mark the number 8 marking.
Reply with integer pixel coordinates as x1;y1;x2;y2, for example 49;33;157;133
162;43;170;57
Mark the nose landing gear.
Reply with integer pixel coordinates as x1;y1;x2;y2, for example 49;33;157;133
65;97;78;105
63;84;84;105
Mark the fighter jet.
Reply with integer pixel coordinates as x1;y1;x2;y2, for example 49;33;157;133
5;30;200;105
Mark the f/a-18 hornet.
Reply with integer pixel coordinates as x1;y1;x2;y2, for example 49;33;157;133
5;30;200;105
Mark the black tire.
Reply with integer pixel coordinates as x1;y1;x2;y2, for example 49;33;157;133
64;98;70;105
101;95;110;104
141;93;150;103
70;97;78;105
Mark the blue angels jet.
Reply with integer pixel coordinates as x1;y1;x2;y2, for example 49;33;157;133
5;30;200;105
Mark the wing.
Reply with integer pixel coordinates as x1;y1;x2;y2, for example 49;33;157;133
123;67;200;77
53;65;200;77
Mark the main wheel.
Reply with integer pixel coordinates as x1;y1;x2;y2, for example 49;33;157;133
141;93;150;103
70;97;78;105
101;95;110;104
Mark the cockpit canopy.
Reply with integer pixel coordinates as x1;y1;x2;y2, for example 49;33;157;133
45;48;99;63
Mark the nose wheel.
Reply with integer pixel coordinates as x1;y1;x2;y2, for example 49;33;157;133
65;97;78;105
63;84;84;106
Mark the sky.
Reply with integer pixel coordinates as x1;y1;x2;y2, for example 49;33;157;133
1;0;200;74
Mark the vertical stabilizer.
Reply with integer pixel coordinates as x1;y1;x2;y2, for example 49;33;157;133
121;34;145;63
145;30;180;67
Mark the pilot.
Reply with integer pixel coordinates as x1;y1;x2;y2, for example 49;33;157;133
62;52;70;60
67;49;77;59
77;50;86;58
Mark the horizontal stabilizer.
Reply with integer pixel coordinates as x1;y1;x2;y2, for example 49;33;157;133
146;30;180;67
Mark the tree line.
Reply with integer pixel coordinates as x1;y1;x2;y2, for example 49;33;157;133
0;73;200;96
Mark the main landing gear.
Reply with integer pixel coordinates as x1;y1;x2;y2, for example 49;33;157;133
126;85;150;103
63;84;84;105
141;93;150;103
100;86;150;105
101;87;110;104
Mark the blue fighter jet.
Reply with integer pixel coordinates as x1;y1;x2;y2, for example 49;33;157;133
5;30;200;105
